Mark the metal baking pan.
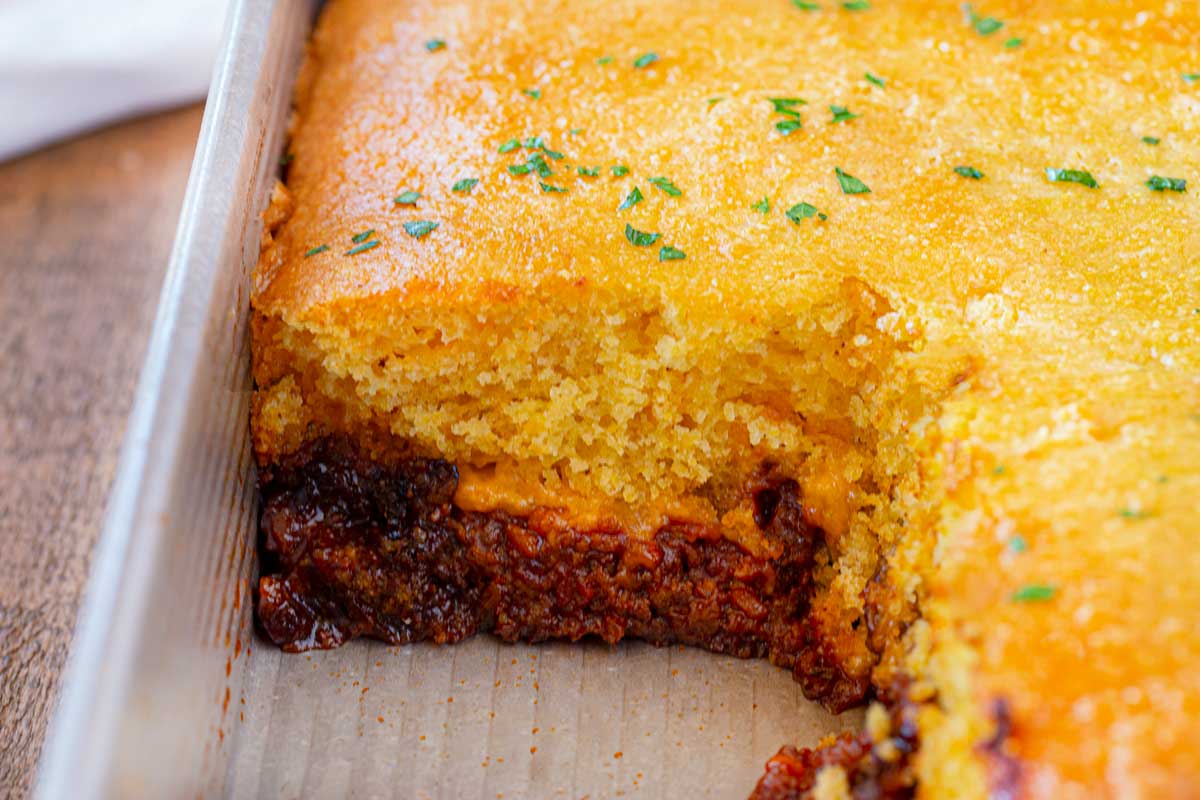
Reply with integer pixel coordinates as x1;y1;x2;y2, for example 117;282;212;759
34;2;858;797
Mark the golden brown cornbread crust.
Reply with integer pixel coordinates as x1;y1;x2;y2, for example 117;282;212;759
251;1;1200;797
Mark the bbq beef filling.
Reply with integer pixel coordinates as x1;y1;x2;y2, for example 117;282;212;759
256;437;877;712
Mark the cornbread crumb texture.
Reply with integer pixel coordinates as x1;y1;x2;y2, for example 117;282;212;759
251;0;1200;797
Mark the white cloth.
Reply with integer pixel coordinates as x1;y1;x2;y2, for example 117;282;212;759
0;0;230;162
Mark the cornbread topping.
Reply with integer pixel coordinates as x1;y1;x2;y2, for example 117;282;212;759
251;1;1200;797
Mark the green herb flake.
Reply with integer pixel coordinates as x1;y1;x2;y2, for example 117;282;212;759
954;165;984;179
1004;37;1024;48
1011;584;1056;603
1118;507;1153;520
570;128;584;136
351;229;376;243
1008;535;1028;554
522;88;542;100
786;202;827;223
498;139;521;154
542;148;566;161
964;4;1004;36
451;178;479;193
425;39;446;52
1045;168;1098;189
842;0;870;10
611;165;631;177
648;176;682;197
528;153;554;178
394;190;422;205
659;246;687;261
776;119;804;135
578;166;601;177
597;56;614;65
865;72;886;89
769;97;808;114
539;182;568;193
1141;136;1161;145
345;239;380;256
624;223;661;247
835;167;871;194
707;97;725;106
403;220;440;238
829;104;859;124
279;153;294;167
752;196;771;214
522;137;545;150
992;464;1007;476
1183;73;1200;84
507;164;532;176
1147;175;1187;192
791;0;821;9
633;52;659;69
303;244;329;258
618;186;644;211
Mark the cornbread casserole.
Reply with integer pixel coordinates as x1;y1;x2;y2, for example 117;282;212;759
250;0;1199;797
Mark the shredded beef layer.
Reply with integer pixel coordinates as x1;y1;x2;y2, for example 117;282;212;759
255;438;873;711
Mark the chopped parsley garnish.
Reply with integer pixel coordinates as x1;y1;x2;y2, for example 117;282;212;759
522;88;542;100
612;165;631;177
528;153;553;178
618;186;644;210
570;128;584;136
425;39;446;52
508;164;532;176
842;0;870;9
403;220;439;238
791;0;820;9
992;465;1007;475
1141;136;1161;145
776;119;804;135
351;229;376;243
451;178;479;193
597;56;614;65
1045;168;1098;188
1119;507;1153;519
752;196;771;214
522;137;545;149
659;246;687;261
303;244;329;258
1183;73;1200;84
770;97;808;114
1011;584;1056;603
835;167;871;194
707;97;725;106
394;191;421;205
624;224;661;247
345;240;380;256
1147;175;1187;192
865;72;886;89
1008;535;1028;554
964;4;1004;35
1004;37;1024;48
954;165;984;179
578;166;601;177
539;182;567;193
648;176;682;197
786;202;827;223
542;148;565;161
498;139;521;154
633;53;659;69
829;104;859;123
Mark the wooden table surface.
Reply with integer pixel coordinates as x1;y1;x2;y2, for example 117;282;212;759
0;105;204;798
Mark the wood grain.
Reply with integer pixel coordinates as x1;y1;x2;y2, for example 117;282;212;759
0;105;203;798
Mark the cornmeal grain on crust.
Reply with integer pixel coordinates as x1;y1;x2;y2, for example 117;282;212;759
250;0;1200;797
